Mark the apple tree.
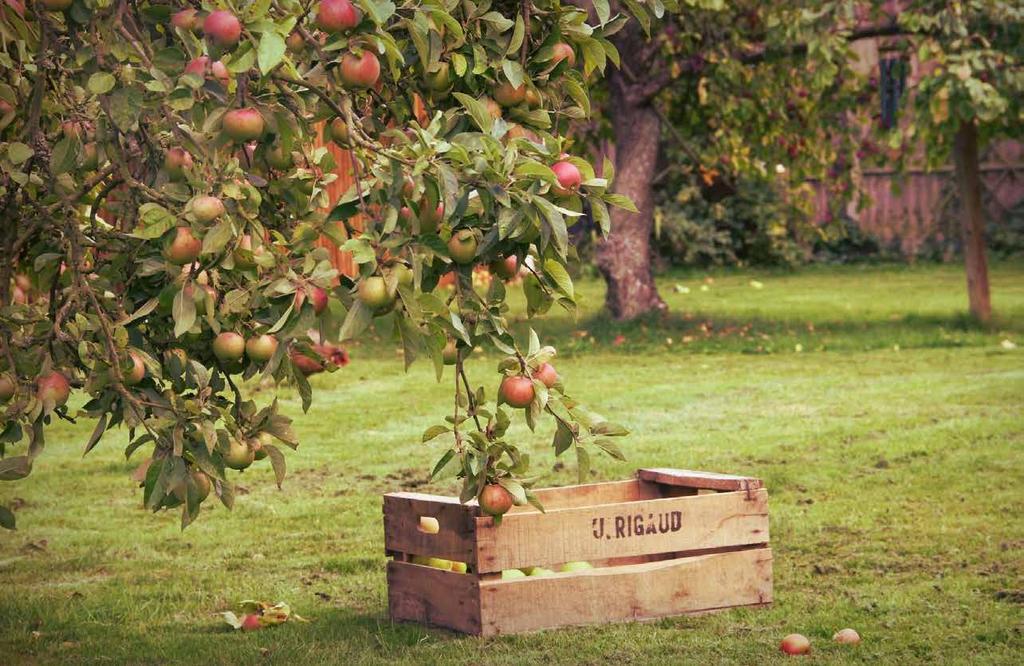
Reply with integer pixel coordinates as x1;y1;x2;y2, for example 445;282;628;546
0;0;663;528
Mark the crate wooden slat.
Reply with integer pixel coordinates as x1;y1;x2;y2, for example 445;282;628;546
475;488;769;573
383;468;772;635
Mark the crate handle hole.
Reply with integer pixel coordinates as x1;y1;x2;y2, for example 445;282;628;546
418;516;440;534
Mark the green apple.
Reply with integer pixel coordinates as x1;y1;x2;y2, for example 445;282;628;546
450;561;467;574
558;561;593;572
501;569;527;580
419;516;440;534
522;566;555;577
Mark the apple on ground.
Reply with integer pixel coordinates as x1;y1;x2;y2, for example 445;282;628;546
833;628;861;644
780;634;811;655
240;614;261;631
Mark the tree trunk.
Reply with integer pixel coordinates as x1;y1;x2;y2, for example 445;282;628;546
952;120;992;323
594;61;666;320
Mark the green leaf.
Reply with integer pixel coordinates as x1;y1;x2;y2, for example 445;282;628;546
49;138;77;175
430;449;457;480
201;220;234;255
83;413;107;457
257;32;286;75
593;437;626;461
134;203;177;239
501;59;526;88
604;193;638;212
543;258;574;299
592;421;630;436
357;0;395;25
453;93;493;133
575;446;591;483
172;288;196;338
263;444;286;489
422;424;450;442
339;300;372;341
497;478;527;505
7;142;33;165
87;72;116;95
0;505;15;530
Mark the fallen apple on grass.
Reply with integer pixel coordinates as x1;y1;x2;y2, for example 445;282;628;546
833;628;861;644
780;633;811;655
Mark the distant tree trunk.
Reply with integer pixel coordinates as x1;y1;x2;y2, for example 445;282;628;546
596;24;667;320
952;120;992;323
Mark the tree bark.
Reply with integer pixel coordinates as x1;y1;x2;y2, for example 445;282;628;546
595;28;667;320
952;120;992;323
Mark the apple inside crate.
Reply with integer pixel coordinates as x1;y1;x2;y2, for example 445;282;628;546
383;468;772;636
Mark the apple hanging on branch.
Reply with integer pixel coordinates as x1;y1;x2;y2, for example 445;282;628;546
0;0;665;530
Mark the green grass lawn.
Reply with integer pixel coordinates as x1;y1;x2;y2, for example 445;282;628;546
1;262;1022;664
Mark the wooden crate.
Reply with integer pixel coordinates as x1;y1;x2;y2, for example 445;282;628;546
383;468;772;635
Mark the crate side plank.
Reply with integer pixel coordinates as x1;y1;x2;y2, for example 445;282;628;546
477;547;773;636
387;561;482;634
383;494;478;564
474;488;769;573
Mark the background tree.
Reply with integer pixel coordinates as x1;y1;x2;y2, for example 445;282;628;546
592;0;1021;321
0;0;662;529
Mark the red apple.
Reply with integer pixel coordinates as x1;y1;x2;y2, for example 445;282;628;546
479;484;514;517
552;160;582;195
191;195;225;223
36;371;71;407
419;202;444;233
447;229;478;264
340;51;381;89
213;332;246;362
222;108;265;142
534;362;557;388
171;8;201;31
833;628;860;645
245;334;279;363
164;227;202;265
290;349;324;376
493;81;526;107
316;0;361;32
240;614;261;631
328;117;351;146
780;634;811;655
123;351;146;385
203;10;242;47
489;255;517;280
286;31;305;53
551;42;576;67
184;57;230;85
500;375;535;408
295;286;329;314
164;147;194;179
